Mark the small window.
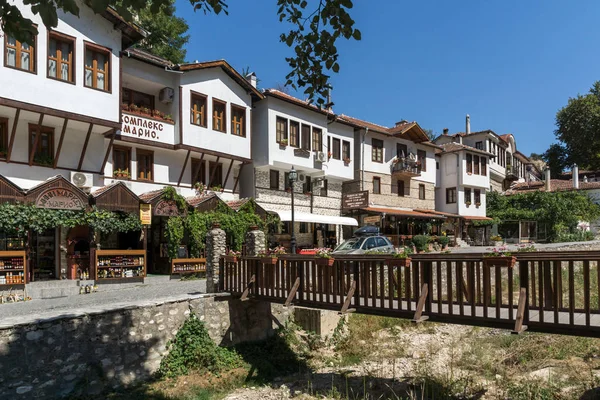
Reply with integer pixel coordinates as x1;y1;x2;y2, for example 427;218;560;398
321;179;328;197
373;177;381;194
397;180;405;197
372;138;383;163
29;125;54;166
474;155;480;175
475;141;483;150
84;43;110;92
192;158;206;185
5;34;35;73
269;170;279;190
466;153;473;174
481;157;487;176
48;32;74;83
290;121;300;147
191;92;207;127
419;184;426;200
446;187;456;204
112;146;131;177
464;188;471;204
342;140;351;161
124;88;154;109
397;143;408;158
276;116;288;144
209;162;223;188
299;222;309;234
0;118;8;159
137;150;153;181
332;137;341;160
284;172;291;191
301;124;311;151
212;99;226;132
417;150;427;172
474;189;481;204
231;105;246;137
312;127;322;152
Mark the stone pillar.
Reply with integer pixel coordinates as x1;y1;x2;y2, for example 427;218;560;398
206;223;226;293
244;225;265;256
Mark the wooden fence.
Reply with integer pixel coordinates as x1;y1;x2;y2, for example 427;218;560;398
219;252;600;337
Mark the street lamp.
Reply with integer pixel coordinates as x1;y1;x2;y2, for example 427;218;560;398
289;166;298;254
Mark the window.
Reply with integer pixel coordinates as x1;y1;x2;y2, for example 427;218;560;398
419;184;426;200
0;118;7;158
332;138;341;160
123;88;154;110
304;176;312;194
364;237;376;250
475;141;483;150
269;170;279;190
446;187;456;204
192;159;206;185
397;180;405;197
373;177;381;194
299;222;309;234
417;150;427;171
466;154;473;174
376;237;388;247
342;140;350;161
29;125;54;166
312;127;322;152
474;155;480;175
481;157;487;176
84;43;110;91
301;124;311;150
48;33;74;83
436;161;439;170
231;105;246;136
464;188;471;204
321;179;328;197
208;162;223;188
212;99;226;132
5;34;35;73
190;92;207;127
112;146;131;176
137;150;153;181
372;138;383;163
474;189;481;205
290;121;300;147
397;143;408;158
284;172;291;191
276;117;288;144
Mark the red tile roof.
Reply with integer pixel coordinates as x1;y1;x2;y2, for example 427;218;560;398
186;194;217;207
226;197;251;211
139;189;164;203
506;179;600;194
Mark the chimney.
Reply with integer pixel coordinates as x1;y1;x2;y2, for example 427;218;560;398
545;168;551;191
245;72;257;88
458;134;463;145
573;164;579;189
443;128;449;135
395;119;408;127
466;114;471;135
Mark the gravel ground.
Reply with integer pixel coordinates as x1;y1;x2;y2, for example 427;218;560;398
450;240;600;253
0;276;207;328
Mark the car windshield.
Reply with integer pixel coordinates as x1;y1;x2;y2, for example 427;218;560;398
335;237;366;251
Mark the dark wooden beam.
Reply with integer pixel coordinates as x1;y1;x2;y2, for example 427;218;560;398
208;156;220;186
178;86;183;144
77;123;93;171
191;153;205;184
233;163;245;194
28;113;45;166
223;159;235;189
6;108;20;163
177;150;191;186
53;118;69;169
100;128;116;174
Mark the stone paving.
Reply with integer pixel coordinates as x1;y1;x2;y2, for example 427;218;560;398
0;276;207;329
449;239;600;253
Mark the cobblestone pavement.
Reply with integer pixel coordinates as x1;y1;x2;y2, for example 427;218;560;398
0;276;207;329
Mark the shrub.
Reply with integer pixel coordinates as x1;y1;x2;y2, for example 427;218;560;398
412;235;430;252
438;236;449;247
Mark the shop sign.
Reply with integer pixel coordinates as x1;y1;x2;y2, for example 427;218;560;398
121;114;164;141
363;215;381;224
154;200;179;216
342;191;369;210
35;188;86;210
293;148;311;158
140;204;152;225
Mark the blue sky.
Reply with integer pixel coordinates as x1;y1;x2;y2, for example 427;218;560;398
174;0;600;156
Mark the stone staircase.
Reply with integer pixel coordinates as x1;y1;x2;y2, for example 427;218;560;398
26;280;82;299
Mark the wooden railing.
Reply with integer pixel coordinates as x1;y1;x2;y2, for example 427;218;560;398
219;252;600;337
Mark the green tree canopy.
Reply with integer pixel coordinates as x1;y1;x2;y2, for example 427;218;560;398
0;0;361;106
542;143;568;178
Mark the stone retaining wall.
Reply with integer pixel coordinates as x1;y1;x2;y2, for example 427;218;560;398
0;295;291;400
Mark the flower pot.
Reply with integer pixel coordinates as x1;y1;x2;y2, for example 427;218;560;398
224;256;239;263
260;257;278;265
386;257;411;268
315;257;334;266
483;256;516;268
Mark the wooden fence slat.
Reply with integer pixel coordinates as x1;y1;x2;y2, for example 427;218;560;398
569;261;575;326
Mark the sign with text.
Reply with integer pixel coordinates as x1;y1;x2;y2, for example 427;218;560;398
342;191;369;210
363;215;381;224
120;113;175;145
140;204;152;225
35;188;86;210
154;200;179;216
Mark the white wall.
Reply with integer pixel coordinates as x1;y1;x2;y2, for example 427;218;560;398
436;153;459;215
322;121;354;180
0;0;122;123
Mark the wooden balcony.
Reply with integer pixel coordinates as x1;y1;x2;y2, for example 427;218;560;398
391;158;421;178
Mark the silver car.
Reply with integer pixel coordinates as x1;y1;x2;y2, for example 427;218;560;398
332;235;395;255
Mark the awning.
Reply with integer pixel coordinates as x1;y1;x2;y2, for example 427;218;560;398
462;216;493;221
273;210;358;226
363;207;446;219
414;209;461;218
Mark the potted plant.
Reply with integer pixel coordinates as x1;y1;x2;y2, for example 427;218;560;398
475;202;481;208
465;201;471;207
279;139;288;147
483;246;516;268
314;248;334;266
327;151;332;160
412;235;430;253
121;103;130;111
386;247;413;268
258;246;286;265
194;182;207;195
164;114;174;123
438;235;450;250
114;169;130;179
343;157;351;165
140;107;151;116
130;104;140;113
224;249;241;263
210;185;223;192
490;234;503;247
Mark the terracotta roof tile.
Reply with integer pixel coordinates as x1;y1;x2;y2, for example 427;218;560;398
186;194;217;207
364;207;443;219
139;189;164;203
506;179;600;194
226;198;251;211
126;48;173;68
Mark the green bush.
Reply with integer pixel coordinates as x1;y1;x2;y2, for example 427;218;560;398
555;229;595;243
438;236;449;247
412;235;430;252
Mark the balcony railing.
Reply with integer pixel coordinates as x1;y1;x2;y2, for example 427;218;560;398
506;165;519;180
391;157;421;177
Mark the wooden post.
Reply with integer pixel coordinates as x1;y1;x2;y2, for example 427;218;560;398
412;283;429;323
241;274;256;301
285;277;301;307
512;287;528;334
340;280;356;314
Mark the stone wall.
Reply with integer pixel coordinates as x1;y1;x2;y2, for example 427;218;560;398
490;178;503;193
0;295;292;400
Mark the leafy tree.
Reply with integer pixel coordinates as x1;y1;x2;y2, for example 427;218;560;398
555;81;600;170
423;129;438;141
0;0;361;106
542;143;568;177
